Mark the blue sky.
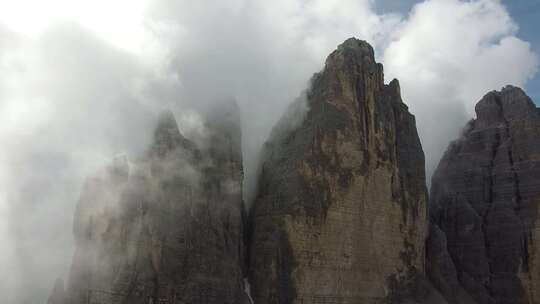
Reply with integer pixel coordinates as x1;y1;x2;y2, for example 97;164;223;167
377;0;540;104
505;0;540;103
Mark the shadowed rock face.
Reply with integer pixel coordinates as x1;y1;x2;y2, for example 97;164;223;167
248;38;429;304
429;86;540;304
60;104;248;304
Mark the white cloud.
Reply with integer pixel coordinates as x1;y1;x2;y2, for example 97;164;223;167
0;0;148;51
383;0;538;178
0;24;157;303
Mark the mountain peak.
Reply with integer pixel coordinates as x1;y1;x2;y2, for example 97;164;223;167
155;110;181;136
150;110;194;159
337;37;374;55
430;85;540;304
325;38;376;69
475;85;537;128
249;37;428;304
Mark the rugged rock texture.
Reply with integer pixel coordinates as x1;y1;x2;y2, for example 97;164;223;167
429;86;540;304
248;38;429;304
60;104;248;304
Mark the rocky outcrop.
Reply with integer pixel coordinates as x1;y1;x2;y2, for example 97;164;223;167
248;38;430;303
429;86;540;304
62;104;248;304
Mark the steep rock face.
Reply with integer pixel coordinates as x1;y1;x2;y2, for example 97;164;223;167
63;105;248;304
429;86;540;304
248;38;429;304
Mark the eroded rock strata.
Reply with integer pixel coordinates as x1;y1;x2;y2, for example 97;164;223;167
429;86;540;304
248;38;429;303
60;104;248;304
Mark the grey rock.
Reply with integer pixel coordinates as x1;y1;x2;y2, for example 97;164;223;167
248;38;430;304
62;104;248;304
429;86;540;304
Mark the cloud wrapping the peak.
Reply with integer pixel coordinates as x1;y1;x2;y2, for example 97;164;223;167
0;0;537;303
383;0;538;178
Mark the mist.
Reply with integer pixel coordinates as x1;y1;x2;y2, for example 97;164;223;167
0;0;537;303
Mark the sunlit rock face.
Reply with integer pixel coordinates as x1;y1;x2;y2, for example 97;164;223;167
61;104;248;304
429;86;540;304
248;38;430;304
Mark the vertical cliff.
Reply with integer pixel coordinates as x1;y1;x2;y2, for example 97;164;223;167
248;38;429;304
429;86;540;304
62;104;248;304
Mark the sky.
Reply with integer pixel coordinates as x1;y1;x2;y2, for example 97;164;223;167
504;0;540;102
376;0;540;103
0;0;538;303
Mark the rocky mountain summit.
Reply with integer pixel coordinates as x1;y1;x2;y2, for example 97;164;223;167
52;104;248;304
52;38;540;304
52;38;435;304
428;86;540;304
248;38;432;303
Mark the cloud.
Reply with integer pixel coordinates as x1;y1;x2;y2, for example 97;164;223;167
142;0;405;202
383;0;538;179
0;0;537;303
0;23;157;303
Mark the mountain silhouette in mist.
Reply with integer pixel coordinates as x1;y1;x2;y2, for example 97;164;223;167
49;39;540;304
